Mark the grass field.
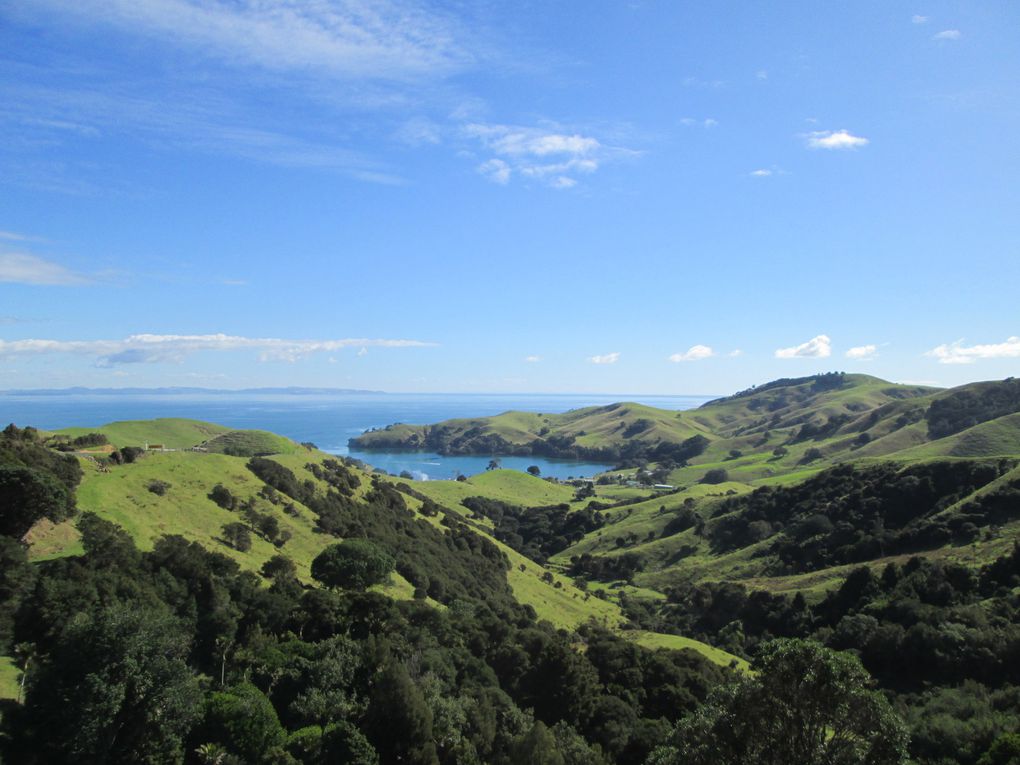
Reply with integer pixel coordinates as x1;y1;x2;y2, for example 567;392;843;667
202;429;303;456
25;449;417;600
623;631;748;671
0;656;20;702
54;418;231;449
413;469;577;506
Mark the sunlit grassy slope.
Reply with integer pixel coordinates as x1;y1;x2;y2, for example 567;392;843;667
0;656;19;701
55;418;231;448
26;448;417;600
24;425;744;667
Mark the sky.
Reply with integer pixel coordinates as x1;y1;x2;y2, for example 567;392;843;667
1;0;1018;395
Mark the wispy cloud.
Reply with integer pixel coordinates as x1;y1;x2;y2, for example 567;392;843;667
912;15;929;24
394;116;443;146
750;169;773;177
477;158;511;185
0;333;436;365
846;344;878;360
0;230;44;242
464;122;636;189
17;0;474;81
589;352;620;365
804;130;869;150
680;117;718;128
933;29;961;41
776;335;832;359
668;345;715;362
926;336;1020;364
0;252;89;286
1;82;405;184
524;355;541;363
755;70;768;80
728;349;743;357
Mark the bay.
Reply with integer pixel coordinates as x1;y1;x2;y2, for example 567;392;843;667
0;391;713;480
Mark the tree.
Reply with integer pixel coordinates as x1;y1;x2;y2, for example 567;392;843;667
209;484;237;510
510;721;564;765
700;468;729;485
194;682;286;762
18;605;201;764
0;465;73;538
311;539;394;591
527;465;542;477
648;639;908;765
978;733;1020;765
364;662;438;765
260;554;297;581
221;522;252;552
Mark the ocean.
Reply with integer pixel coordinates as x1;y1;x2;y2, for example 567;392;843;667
0;391;713;480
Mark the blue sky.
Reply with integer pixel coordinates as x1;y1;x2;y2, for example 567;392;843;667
1;1;1018;394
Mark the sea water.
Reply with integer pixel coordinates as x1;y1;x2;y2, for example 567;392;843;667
0;392;712;480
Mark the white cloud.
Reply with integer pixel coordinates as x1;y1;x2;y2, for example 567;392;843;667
0;333;435;365
804;130;869;150
680;117;717;128
728;349;743;357
477;158;510;185
520;158;599;178
524;355;541;363
20;0;473;81
756;70;768;80
750;169;773;177
668;345;715;362
589;352;620;365
926;336;1020;364
912;15;929;24
464;122;635;189
933;29;961;40
0;252;88;285
394;117;442;146
846;344;878;360
775;335;832;359
357;347;369;357
0;230;39;242
466;124;600;157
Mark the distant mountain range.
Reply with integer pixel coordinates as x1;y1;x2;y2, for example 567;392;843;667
0;386;385;396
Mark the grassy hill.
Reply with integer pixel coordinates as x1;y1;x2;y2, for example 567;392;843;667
54;417;231;449
21;424;741;668
351;400;709;458
53;418;303;457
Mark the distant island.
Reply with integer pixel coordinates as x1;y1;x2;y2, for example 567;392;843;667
0;386;385;396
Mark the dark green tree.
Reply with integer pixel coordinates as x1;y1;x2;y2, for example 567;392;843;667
510;720;564;765
194;682;286;763
311;539;394;591
0;465;73;538
221;522;252;552
365;662;438;765
18;604;201;764
648;639;908;765
260;554;297;581
700;468;729;485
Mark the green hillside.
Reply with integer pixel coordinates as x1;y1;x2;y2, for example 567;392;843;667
202;429;303;456
54;417;231;449
7;375;1020;764
20;426;738;668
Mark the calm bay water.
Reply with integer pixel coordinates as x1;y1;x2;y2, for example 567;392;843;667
0;392;712;480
